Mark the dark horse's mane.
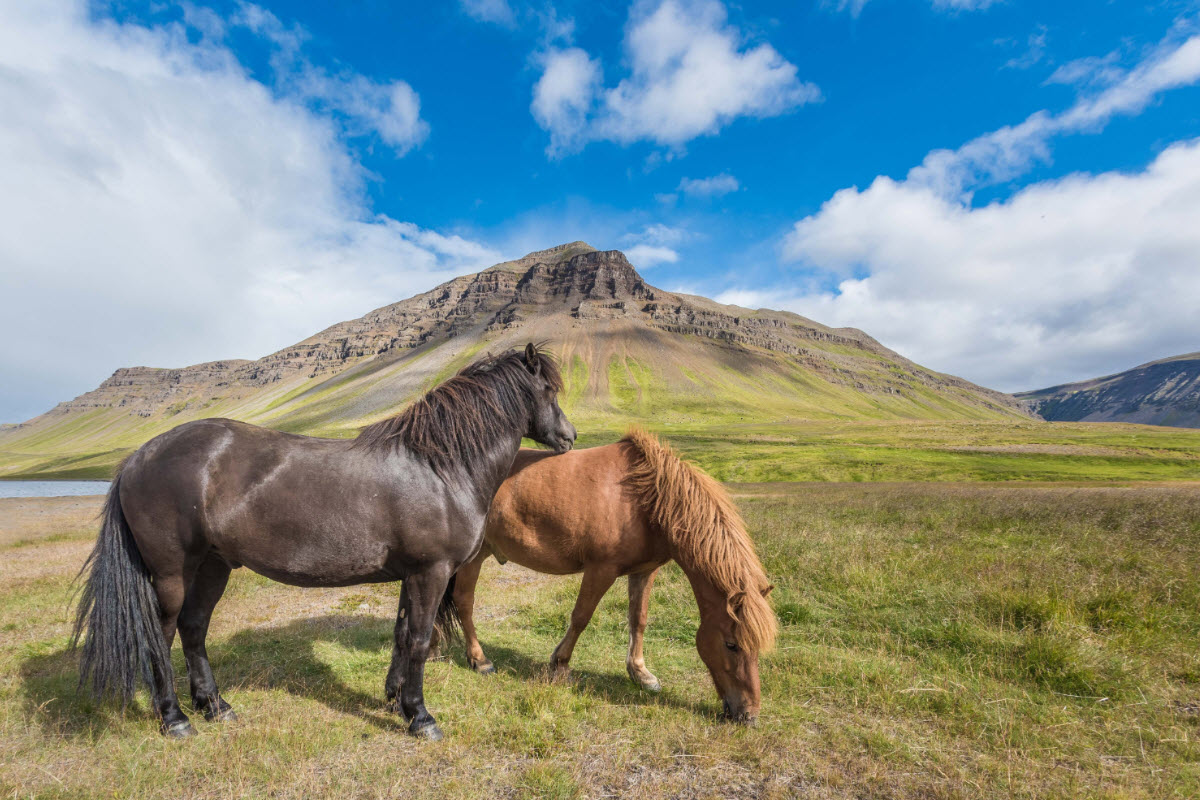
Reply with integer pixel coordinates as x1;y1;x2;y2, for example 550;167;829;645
355;345;563;480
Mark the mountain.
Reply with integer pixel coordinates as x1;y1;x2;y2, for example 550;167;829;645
0;243;1027;478
1017;352;1200;428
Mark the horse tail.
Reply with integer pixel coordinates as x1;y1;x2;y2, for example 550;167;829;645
72;468;173;706
620;427;777;653
434;572;463;646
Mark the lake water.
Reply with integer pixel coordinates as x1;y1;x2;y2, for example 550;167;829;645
0;480;111;498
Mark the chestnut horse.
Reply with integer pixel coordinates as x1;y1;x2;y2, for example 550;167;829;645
413;428;776;722
73;344;575;740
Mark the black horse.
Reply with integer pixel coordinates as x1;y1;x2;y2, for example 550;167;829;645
73;344;575;740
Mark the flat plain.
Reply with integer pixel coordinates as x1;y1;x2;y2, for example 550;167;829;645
2;424;1198;798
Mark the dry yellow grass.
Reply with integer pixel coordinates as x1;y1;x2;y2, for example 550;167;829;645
2;485;1198;799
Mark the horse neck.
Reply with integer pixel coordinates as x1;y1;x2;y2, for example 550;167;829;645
673;556;727;625
461;432;523;507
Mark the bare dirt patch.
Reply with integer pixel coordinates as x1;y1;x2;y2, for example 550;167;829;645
0;495;102;547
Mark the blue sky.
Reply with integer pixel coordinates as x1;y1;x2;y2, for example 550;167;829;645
2;0;1199;421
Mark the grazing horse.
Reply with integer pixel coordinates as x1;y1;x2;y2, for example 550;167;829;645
73;344;575;740
416;428;776;722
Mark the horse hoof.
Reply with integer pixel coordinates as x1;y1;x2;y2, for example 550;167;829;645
473;661;496;675
163;720;197;739
205;706;238;723
409;721;444;741
627;667;661;693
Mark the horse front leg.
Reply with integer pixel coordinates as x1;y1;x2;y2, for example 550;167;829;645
395;562;454;740
384;582;410;712
626;568;661;693
549;564;619;675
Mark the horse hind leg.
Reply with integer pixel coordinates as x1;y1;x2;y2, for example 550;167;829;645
453;550;495;674
152;574;195;738
178;555;235;722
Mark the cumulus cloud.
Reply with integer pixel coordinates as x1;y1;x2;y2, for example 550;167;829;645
678;173;740;197
0;1;498;422
771;140;1200;391
532;0;819;154
531;48;603;153
748;25;1200;393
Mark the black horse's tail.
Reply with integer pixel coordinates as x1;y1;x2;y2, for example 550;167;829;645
433;573;463;646
72;470;172;706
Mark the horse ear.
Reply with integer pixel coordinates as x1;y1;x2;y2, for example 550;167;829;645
726;590;747;621
761;584;775;598
524;343;541;375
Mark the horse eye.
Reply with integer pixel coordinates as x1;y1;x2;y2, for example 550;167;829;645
725;642;739;652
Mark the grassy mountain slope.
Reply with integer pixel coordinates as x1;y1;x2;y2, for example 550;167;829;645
0;243;1029;478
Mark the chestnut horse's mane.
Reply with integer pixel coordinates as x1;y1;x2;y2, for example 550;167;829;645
621;427;777;652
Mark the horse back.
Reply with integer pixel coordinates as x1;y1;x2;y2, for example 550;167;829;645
484;443;665;575
118;418;477;586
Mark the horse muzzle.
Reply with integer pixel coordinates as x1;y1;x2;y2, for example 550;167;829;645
552;426;577;454
722;698;758;725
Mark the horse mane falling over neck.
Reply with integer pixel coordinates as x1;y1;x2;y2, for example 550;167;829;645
356;347;563;481
622;427;777;652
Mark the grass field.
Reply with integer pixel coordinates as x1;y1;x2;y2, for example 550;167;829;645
5;418;1200;483
3;481;1198;799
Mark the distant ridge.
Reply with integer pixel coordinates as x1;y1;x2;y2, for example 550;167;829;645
0;243;1027;478
1017;352;1200;428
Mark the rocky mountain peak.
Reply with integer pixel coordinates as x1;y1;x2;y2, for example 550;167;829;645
485;241;598;274
514;249;655;305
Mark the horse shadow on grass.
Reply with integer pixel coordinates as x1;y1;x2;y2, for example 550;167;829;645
18;614;711;738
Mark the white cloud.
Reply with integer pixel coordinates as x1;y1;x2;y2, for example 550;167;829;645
622;223;688;267
1045;52;1123;89
459;0;516;27
773;140;1200;391
932;0;999;9
834;0;997;17
627;223;689;246
1003;25;1048;70
532;0;819;154
678;173;739;197
909;32;1200;199
0;1;498;422
759;24;1200;392
233;4;429;154
531;47;603;154
625;244;680;268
